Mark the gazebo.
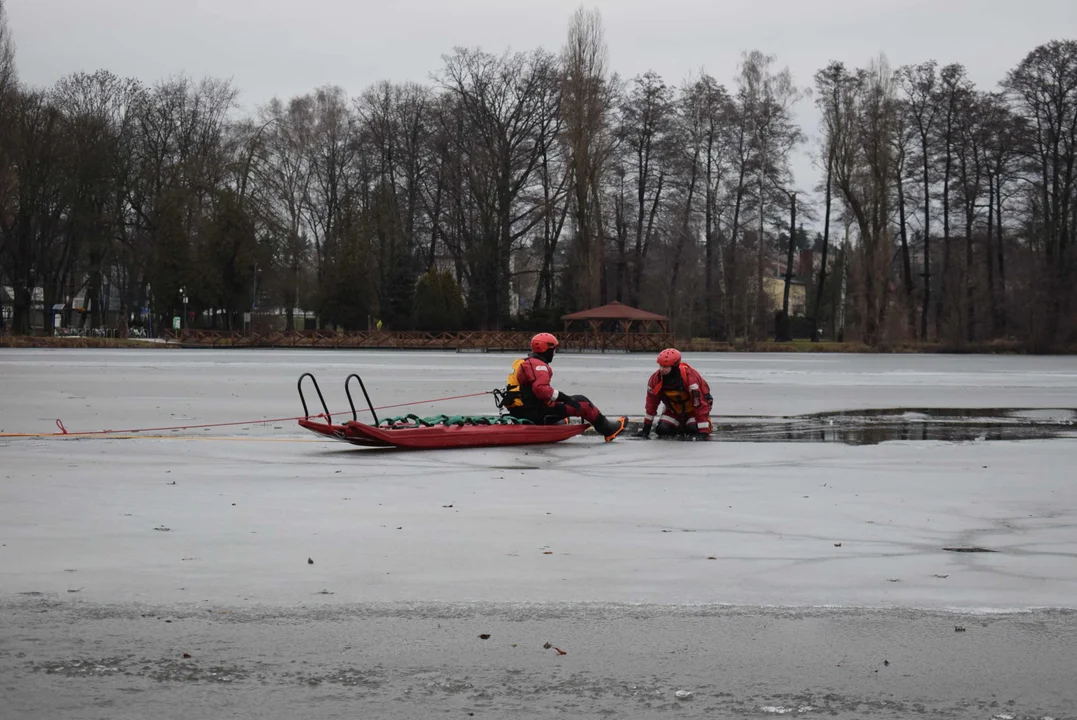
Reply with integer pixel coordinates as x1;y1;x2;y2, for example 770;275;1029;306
560;301;671;352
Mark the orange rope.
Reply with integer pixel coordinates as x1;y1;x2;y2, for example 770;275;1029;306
0;390;495;439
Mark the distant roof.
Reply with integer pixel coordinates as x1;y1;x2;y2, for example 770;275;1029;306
561;301;668;322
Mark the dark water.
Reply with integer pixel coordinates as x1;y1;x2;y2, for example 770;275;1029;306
629;408;1077;445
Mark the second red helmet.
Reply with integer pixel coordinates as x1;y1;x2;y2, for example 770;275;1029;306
657;348;681;367
531;332;559;353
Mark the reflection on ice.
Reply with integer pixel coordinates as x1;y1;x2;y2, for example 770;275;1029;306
687;407;1077;445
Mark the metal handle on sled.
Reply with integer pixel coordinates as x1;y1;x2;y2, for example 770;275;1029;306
297;372;332;424
345;373;378;425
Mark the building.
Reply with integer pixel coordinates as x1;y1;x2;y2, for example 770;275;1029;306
763;249;814;316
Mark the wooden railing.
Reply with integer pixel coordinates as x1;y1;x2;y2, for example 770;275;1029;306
162;329;674;352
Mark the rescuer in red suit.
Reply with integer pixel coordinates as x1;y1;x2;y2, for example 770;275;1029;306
637;348;713;440
502;333;627;441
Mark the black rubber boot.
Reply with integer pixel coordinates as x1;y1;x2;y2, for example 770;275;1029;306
593;414;627;442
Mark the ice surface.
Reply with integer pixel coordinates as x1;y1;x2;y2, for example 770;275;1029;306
1;348;1076;429
2;349;1076;611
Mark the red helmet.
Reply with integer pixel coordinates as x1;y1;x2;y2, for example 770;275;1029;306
657;348;681;367
531;332;559;353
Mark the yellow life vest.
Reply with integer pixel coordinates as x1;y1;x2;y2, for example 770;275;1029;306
661;388;691;414
502;358;528;408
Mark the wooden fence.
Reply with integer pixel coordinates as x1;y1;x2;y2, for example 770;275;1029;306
162;329;674;352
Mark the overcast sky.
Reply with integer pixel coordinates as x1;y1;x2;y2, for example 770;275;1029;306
5;0;1075;216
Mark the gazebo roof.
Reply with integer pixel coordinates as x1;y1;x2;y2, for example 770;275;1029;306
561;301;668;322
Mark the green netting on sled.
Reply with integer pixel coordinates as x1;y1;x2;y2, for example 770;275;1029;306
375;413;535;429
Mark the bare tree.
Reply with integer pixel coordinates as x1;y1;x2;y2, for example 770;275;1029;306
980;92;1023;336
899;61;940;340
0;91;67;334
619;71;674;307
1003;40;1077;346
425;93;472;284
737;50;806;340
250;96;314;330
51;71;143;329
825;57;900;345
0;0;16;330
356;81;434;326
560;6;617;309
811;62;849;341
436;47;559;328
302;86;357;295
120;75;238;329
952;89;989;341
891;94;917;335
934;63;971;340
664;80;708;322
682;73;735;337
0;0;13;95
530;75;570;310
721;95;755;340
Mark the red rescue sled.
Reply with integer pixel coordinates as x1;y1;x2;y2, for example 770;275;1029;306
296;372;588;450
297;416;587;449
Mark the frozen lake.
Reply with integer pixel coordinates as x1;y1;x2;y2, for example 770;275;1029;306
2;349;1076;718
3;348;1077;427
3;348;1075;609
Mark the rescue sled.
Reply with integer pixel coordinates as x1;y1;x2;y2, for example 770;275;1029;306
296;372;588;450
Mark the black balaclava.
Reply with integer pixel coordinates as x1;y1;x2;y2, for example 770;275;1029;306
661;363;682;390
534;347;556;364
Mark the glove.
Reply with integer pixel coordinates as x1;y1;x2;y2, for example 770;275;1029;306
636;424;652;439
687;432;709;441
556;392;581;410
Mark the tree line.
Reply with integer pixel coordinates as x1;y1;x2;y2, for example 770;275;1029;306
1;2;1074;346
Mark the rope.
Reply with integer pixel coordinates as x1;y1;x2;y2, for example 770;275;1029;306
371;391;496;414
0;390;497;439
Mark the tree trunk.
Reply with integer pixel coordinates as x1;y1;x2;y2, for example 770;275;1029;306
631;172;663;307
779;192;796;341
426;180;442;270
12;284;31;335
752;174;766;341
536;166;570;310
896;168;915;337
920;135;932;341
995;174;1007;335
668;149;700;319
286;261;297;332
590;176;608;306
938;154;952;340
574;163;595;308
812;153;833;342
726;175;746;340
704;138;717;338
615;180;627;303
631;140;648;308
534;161;553;311
862;225;879;346
86;263;104;330
965;198;975;343
985;172;998;337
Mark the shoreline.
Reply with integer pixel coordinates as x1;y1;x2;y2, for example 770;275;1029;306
3;335;1074;354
